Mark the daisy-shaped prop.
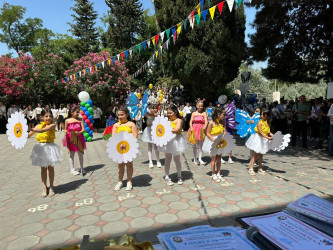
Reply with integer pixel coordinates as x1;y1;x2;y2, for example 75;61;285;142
6;112;28;149
269;131;291;152
235;109;260;138
106;131;139;164
210;132;236;156
151;115;172;147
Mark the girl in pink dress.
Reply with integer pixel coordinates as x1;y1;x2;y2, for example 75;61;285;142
63;106;86;175
188;99;208;165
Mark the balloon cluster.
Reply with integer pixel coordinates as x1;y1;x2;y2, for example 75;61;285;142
80;100;94;142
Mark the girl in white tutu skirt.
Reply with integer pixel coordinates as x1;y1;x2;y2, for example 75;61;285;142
143;104;161;169
29;109;63;197
245;109;273;176
202;107;226;183
158;104;187;186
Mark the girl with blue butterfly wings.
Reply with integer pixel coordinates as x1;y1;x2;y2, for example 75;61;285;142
125;91;150;119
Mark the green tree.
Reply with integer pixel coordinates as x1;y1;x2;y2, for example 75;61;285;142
0;3;46;53
102;0;145;52
154;0;246;100
248;0;333;83
69;0;99;58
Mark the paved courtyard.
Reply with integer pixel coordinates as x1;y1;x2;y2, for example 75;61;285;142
0;132;332;249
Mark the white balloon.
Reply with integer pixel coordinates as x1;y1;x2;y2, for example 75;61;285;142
218;95;227;104
78;91;90;102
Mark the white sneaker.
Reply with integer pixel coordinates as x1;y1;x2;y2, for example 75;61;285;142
217;174;225;182
254;163;258;167
198;159;205;165
177;177;183;185
125;182;133;191
212;174;221;183
228;158;234;164
148;163;154;169
114;182;123;191
165;177;174;186
70;170;80;176
221;158;226;164
193;159;199;165
156;162;162;168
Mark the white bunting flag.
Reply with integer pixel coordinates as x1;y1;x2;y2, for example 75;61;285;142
117;54;120;61
226;0;234;12
160;31;165;43
101;61;105;69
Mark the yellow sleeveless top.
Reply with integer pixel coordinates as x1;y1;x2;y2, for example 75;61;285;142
254;120;270;135
171;121;182;135
210;123;224;136
116;121;132;134
36;122;55;143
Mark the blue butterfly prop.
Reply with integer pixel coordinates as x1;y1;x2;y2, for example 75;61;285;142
235;109;261;138
125;91;150;119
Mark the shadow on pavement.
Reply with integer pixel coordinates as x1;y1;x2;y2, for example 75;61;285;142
132;174;153;187
54;179;88;194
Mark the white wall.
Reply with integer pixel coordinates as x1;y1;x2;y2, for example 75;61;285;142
328;82;333;99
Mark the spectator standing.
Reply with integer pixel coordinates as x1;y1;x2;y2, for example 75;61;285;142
0;101;6;134
26;105;35;131
93;105;103;133
243;99;254;115
292;95;311;148
183;103;192;131
34;103;43;123
51;104;59;130
58;104;67;132
7;103;21;118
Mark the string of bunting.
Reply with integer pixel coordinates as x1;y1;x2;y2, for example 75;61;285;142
55;0;247;84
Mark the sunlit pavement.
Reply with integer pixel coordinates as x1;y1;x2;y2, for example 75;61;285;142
0;132;332;249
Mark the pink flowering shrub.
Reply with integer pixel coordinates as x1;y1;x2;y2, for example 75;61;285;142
63;51;131;104
0;54;33;98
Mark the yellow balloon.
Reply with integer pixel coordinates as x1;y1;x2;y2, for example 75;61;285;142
149;84;153;89
159;90;162;94
180;111;184;117
137;93;141;98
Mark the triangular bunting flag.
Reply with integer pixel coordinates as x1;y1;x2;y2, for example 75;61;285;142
217;2;224;15
191;10;195;21
166;29;170;39
117;54;120;61
196;4;201;16
129;49;132;57
138;44;141;53
121;52;124;60
147;40;151;47
195;14;201;26
208;0;211;7
132;46;136;54
160;31;165;43
200;0;204;9
112;57;114;65
209;6;216;19
79;71;82;77
156;51;158;58
177;23;182;34
75;73;78;78
171;27;176;36
143;41;147;50
101;61;105;68
202;9;208;21
238;0;242;6
226;0;234;12
183;19;187;31
125;50;128;59
152;36;156;46
188;15;194;29
155;34;159;45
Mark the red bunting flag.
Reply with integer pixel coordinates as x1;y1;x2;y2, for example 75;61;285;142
217;1;224;15
121;52;124;60
155;34;159;45
191;10;195;21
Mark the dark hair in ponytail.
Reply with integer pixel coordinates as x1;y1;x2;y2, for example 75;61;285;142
212;107;224;123
261;109;271;125
118;106;132;121
68;105;80;119
167;104;181;119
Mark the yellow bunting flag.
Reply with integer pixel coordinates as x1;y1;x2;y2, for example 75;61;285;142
196;3;201;16
177;23;182;34
152;36;156;46
156;51;159;58
209;6;216;20
108;59;111;65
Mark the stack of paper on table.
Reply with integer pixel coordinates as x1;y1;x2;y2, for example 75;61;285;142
156;225;258;250
241;194;333;250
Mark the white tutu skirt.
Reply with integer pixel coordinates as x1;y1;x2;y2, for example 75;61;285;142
202;136;217;155
30;143;63;167
158;134;187;155
142;126;153;143
245;133;269;154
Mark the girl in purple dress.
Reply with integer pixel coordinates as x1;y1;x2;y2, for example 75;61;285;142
63;106;86;175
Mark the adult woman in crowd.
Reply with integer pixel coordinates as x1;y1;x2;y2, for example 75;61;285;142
26;105;35;131
34;103;43;123
51;104;59;130
58;104;67;132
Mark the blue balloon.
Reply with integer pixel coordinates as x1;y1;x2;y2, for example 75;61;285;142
91;119;94;124
90;134;93;138
82;107;88;112
87;100;93;105
89;131;93;136
88;115;93;120
85;111;90;116
84;138;87;142
84;123;88;128
85;127;91;133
